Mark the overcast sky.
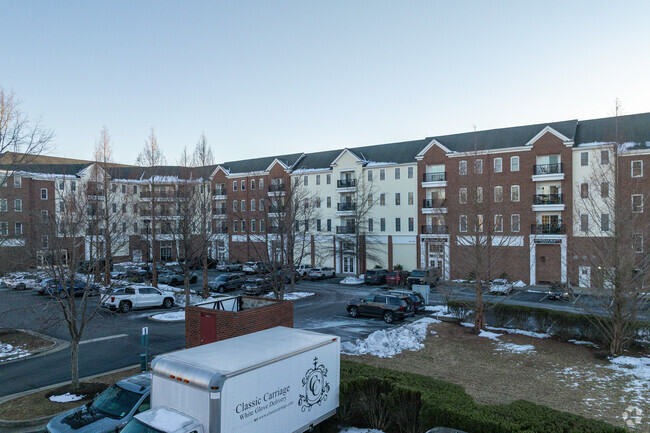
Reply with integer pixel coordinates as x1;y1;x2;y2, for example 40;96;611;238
3;0;649;165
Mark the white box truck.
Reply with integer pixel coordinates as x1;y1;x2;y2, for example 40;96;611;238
120;326;340;433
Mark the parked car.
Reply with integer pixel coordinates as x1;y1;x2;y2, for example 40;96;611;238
208;272;246;293
157;268;198;286
407;268;441;288
45;373;151;433
364;269;389;285
386;270;409;286
296;264;313;277
276;268;301;284
308;267;336;280
387;289;426;313
46;279;98;298
110;265;130;280
489;279;514;295
37;278;57;295
215;262;243;272
547;282;571;301
2;274;41;290
241;277;272;296
347;293;414;323
102;286;175;313
242;261;263;274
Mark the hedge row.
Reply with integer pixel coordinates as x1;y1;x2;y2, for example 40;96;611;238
334;360;625;433
447;300;650;344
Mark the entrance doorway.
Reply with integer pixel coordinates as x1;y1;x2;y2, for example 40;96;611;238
343;256;355;274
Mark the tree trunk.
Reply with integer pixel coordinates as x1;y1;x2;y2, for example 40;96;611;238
474;281;485;331
202;254;209;298
70;339;80;391
184;276;191;309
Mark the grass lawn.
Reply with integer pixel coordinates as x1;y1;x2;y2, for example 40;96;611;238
343;320;648;429
0;328;54;362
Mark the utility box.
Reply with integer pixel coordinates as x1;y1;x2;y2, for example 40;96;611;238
412;284;430;304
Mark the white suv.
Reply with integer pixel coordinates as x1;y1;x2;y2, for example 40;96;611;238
308;267;336;280
296;264;313;277
102;286;175;313
489;279;513;295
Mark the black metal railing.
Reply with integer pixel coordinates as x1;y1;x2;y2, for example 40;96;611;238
422;198;447;208
337;202;356;211
215;226;228;233
531;223;565;234
533;163;563;175
268;183;285;192
533;194;563;205
421;225;449;234
336;225;356;234
422;172;446;182
268;205;284;214
212;188;227;196
213;207;227;215
337;179;357;188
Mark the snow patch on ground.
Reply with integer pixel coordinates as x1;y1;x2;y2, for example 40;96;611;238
568;339;598;347
478;330;502;341
339;428;385;433
264;291;314;301
49;393;85;403
513;280;526;288
486;326;550;339
607;356;650;406
150;311;185;322
341;317;440;358
340;276;365;285
0;342;31;361
497;343;536;354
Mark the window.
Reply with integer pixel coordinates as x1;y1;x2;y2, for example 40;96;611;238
259;220;265;232
316;219;321;231
122;203;126;213
131;184;135;194
459;160;467;175
511;185;520;202
41;210;48;222
494;186;503;202
580;183;589;198
379;169;385;180
494;158;502;173
304;176;308;186
459;188;467;204
233;220;239;232
251;199;256;211
14;199;22;212
0;222;7;236
0;199;6;212
250;179;256;190
122;184;126;194
260;199;265;210
240;180;245;191
316;197;321;208
494;215;503;232
408;192;414;205
580;214;589;232
395;193;401;205
510;156;519;172
259;178;264;189
14;177;21;188
59;201;64;212
476;214;484;232
474;159;483;174
511;214;520;232
326;219;331;232
122;222;127;232
408;217;414;232
580;152;589;166
233;181;237;191
395;168;401;180
41;235;48;248
601;214;610;231
304;198;309;209
408;166;414;178
459;215;468;232
133;222;138;233
601;182;609;198
251;219;256;232
111;184;117;193
241;200;246;211
15;222;22;235
41;188;48;200
233;201;238;212
631;194;643;213
326;174;331;184
112;203;117;213
380;218;386;232
600;150;609;165
316;174;320;185
633;233;644;253
368;194;373;207
631;160;643;177
368;218;374;232
476;187;483;203
395;218;401;232
380;193;386;206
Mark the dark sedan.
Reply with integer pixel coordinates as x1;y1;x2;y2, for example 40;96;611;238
364;269;388;285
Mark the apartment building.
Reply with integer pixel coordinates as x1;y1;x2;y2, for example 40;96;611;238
0;112;647;287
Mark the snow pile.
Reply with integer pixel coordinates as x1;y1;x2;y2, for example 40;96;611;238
568;339;598;347
607;356;650;405
513;280;526;288
478;330;502;341
496;343;536;354
0;342;31;361
264;292;314;301
340;276;365;285
49;393;85;403
341;317;440;358
151;311;185;322
486;326;550;339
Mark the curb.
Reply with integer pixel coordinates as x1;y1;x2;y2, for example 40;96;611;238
0;329;69;366
0;364;141;429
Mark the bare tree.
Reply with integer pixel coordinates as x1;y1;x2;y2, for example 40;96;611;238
572;101;649;355
192;134;215;298
136;129;166;287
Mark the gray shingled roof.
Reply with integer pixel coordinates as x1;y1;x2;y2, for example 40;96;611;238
350;138;430;164
293;149;341;170
575;112;650;145
221;153;304;174
430;119;578;153
0;163;91;176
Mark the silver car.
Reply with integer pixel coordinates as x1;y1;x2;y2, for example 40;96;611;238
46;373;151;433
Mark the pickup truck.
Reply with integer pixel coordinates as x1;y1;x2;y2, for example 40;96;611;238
102;286;175;313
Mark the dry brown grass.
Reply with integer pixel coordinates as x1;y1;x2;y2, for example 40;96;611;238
0;367;142;420
0;329;54;361
344;321;648;429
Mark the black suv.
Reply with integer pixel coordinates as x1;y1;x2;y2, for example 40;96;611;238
208;272;246;293
364;269;388;285
387;290;426;313
347;294;414;323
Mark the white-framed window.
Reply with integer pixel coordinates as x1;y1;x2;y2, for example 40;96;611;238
476;214;484;232
459;188;467;204
368;194;373;207
600;150;609;165
112;203;117;213
459;215;468;232
0;199;7;212
303;176;308;186
250;179;256;190
631;160;643;177
511;185;520;202
580;183;589;198
368;218;374;232
41;210;48;222
251;199;256;211
601;213;610;231
233;201;238;212
580;152;589;166
408;217;414;232
316;219;322;232
380;193;386;206
407;166;414;178
379;169;385;180
241;200;246;211
494;158;502;173
326;174;331;185
459;160;467;175
233;220;239;232
601;182;609;198
476;187;483;203
122;184;126;194
15;222;23;235
259;198;265;210
14;177;21;188
326;219;331;232
580;214;589;232
494;214;503;232
494;186;503;202
259;220;265;232
511;214;520;232
510;156;519;172
633;233;644;253
316;174;320;185
315;197;321;208
474;159;483;174
395;193;401;205
241;180;245;191
631;194;643;213
41;188;48;200
251;219;256;232
395;167;401;180
380;218;386;232
131;184;135;194
367;170;373;182
59;201;65;212
408;192;414;205
395;218;401;232
14;199;22;212
0;222;7;236
327;196;331;208
232;181;237;191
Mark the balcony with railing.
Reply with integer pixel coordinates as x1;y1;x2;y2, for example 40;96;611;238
532;163;564;181
532;193;565;211
268;183;286;195
336;202;356;215
213;207;227;218
214;225;228;234
531;223;565;235
422;198;447;213
336;178;357;191
421;225;449;235
268;205;284;215
212;188;227;199
422;172;447;187
336;225;356;234
139;190;177;200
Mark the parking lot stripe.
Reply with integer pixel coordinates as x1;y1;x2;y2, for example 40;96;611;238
79;334;128;345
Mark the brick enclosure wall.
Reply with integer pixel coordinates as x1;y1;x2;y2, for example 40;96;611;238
185;296;293;348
